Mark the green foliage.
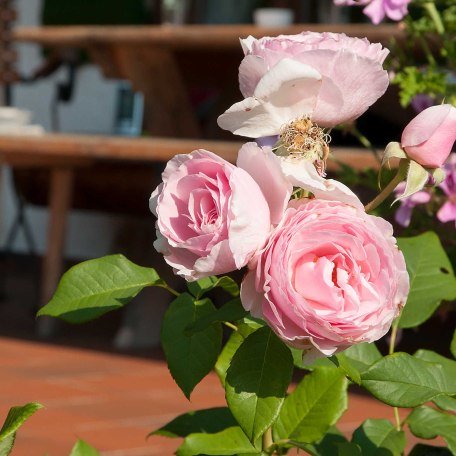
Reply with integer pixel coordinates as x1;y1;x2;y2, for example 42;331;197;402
274;367;348;444
69;440;100;456
176;426;259;456
451;330;456;359
150;408;236;438
38;255;164;323
352;419;406;456
0;436;14;456
407;406;456;454
215;330;245;387
361;353;456;407
0;403;42;456
409;444;452;456
161;293;222;399
185;298;247;335
338;343;382;375
187;275;239;299
397;232;456;329
225;327;293;444
295;427;348;456
337;443;362;456
393;66;448;107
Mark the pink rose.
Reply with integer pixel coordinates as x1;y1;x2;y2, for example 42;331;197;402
218;32;389;137
401;104;456;169
242;199;409;360
150;149;290;281
334;0;410;24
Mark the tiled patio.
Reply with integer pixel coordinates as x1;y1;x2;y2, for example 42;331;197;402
0;336;426;456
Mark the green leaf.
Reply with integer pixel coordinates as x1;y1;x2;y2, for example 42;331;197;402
333;354;361;385
414;350;456;412
409;444;452;456
433;394;456;413
161;293;222;399
340;343;382;374
274;367;348;444
0;403;42;442
407;406;456;454
397;232;456;329
451;330;456;359
352;419;406;456
291;349;335;371
186;299;247;335
215;331;244;387
69;440;100;456
334;343;382;385
293;427;348;456
215;321;263;387
337;443;362;456
361;353;456;407
225;327;293;443
150;408;236;438
176;427;259;456
38;255;164;323
0;435;15;456
187;276;239;299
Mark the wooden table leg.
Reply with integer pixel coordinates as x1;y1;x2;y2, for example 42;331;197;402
37;167;74;337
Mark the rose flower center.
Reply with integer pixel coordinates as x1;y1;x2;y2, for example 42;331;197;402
276;116;331;176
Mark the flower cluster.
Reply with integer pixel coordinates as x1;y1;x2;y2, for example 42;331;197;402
151;31;455;360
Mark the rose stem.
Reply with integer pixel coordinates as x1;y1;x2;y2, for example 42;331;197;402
263;427;273;453
158;283;180;297
423;2;445;35
364;163;407;213
389;319;402;432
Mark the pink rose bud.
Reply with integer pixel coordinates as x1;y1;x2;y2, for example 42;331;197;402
150;149;287;281
401;104;456;169
241;199;409;361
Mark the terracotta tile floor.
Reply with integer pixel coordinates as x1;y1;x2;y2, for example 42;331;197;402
0;336;430;456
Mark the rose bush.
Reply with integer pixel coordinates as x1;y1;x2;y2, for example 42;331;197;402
218;32;389;137
33;29;456;456
150;148;290;280
242;199;409;360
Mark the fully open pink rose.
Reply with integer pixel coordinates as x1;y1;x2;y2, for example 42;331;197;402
218;32;389;137
401;104;456;169
242;199;409;360
150;149;290;281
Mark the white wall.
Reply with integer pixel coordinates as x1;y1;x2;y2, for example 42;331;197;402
0;0;133;259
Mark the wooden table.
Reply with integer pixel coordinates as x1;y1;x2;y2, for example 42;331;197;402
14;24;402;138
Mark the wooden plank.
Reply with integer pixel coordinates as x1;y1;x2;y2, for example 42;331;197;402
13;24;402;50
0;133;380;170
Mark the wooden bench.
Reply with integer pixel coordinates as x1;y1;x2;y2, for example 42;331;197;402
0;133;380;316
